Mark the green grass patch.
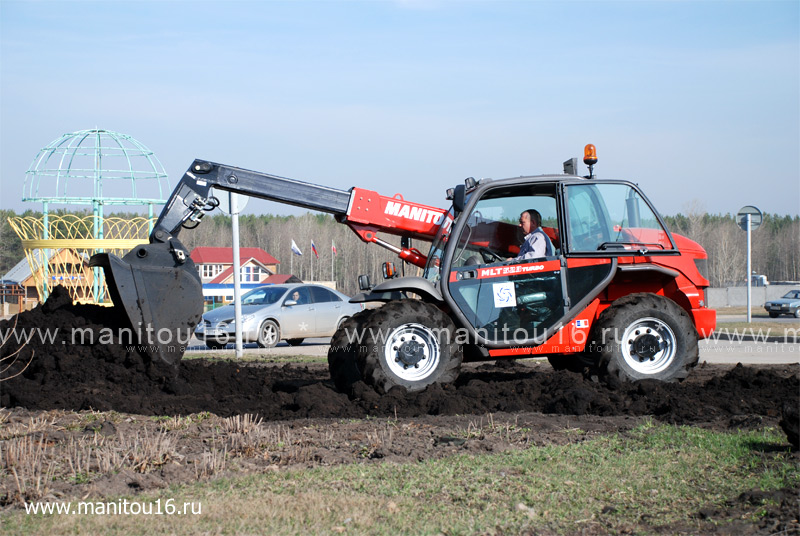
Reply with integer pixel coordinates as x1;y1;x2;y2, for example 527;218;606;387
6;424;797;535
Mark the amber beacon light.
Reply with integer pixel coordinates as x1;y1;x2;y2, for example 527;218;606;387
583;144;597;179
583;144;598;165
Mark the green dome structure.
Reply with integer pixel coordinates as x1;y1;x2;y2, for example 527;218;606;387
23;128;169;207
11;129;170;303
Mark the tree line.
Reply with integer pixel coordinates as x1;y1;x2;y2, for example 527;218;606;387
662;210;799;287
2;208;798;294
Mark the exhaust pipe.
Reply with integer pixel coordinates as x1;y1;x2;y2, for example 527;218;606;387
89;238;203;365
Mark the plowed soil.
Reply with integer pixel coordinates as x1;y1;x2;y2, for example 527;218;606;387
1;287;798;534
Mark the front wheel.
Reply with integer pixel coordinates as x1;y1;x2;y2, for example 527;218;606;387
587;293;698;382
328;310;372;393
257;319;280;348
769;312;780;318
357;300;463;393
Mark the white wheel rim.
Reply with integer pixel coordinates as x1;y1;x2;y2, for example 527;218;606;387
620;317;676;375
262;323;278;345
384;323;440;382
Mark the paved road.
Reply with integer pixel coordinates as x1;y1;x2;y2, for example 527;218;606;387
718;314;799;324
699;339;800;365
186;337;800;365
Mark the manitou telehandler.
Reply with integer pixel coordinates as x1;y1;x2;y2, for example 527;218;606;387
90;145;716;393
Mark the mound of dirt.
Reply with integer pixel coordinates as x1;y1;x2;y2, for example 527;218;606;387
2;287;798;434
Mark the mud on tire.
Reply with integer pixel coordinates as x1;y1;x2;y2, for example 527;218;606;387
587;293;698;382
328;309;373;394
329;300;463;394
359;300;462;393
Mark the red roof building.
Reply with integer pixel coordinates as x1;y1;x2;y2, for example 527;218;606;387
190;247;280;284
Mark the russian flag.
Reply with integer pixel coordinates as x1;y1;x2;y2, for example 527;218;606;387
311;240;319;258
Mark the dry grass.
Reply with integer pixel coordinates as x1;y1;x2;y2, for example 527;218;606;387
221;413;262;434
1;435;56;502
5;424;797;535
0;414;57;440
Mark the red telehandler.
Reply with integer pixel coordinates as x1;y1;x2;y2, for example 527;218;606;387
90;145;716;393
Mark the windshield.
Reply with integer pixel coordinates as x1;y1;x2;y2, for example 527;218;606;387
241;286;287;305
565;182;674;253
423;207;455;283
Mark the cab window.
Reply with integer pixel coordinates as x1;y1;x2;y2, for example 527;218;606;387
451;184;559;268
565;183;674;253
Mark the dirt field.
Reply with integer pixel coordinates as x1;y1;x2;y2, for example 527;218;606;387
1;287;798;534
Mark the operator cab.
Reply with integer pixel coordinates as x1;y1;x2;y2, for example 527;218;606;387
425;168;677;348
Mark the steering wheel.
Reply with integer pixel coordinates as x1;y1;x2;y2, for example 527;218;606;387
479;247;503;263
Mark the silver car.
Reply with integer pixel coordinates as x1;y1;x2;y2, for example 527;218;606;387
195;284;364;349
764;290;800;318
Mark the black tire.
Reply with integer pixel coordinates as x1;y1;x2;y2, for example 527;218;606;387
769;312;780;318
795;309;800;319
328;309;373;393
256;319;280;348
205;339;227;350
356;300;463;393
286;338;304;346
587;293;698;382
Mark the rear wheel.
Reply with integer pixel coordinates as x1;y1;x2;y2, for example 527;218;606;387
328;310;373;393
588;293;698;382
257;319;280;348
357;300;463;393
795;309;800;319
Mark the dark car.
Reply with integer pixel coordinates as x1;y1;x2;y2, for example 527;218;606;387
764;290;800;318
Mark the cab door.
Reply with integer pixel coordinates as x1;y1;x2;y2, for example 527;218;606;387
449;258;567;344
442;180;614;347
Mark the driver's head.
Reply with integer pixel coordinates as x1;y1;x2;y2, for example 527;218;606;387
292;291;300;300
519;209;542;234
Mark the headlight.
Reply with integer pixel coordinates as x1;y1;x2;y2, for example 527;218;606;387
693;258;708;281
230;314;256;325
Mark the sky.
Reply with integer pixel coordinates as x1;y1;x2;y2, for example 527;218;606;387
1;0;798;219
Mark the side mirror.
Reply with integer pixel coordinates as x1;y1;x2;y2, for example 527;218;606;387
452;184;466;215
382;262;397;279
284;300;298;307
358;274;371;291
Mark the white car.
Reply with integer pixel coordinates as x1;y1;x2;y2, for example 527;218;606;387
195;284;363;349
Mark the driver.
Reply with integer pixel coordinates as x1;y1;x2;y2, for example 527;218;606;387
510;209;553;260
